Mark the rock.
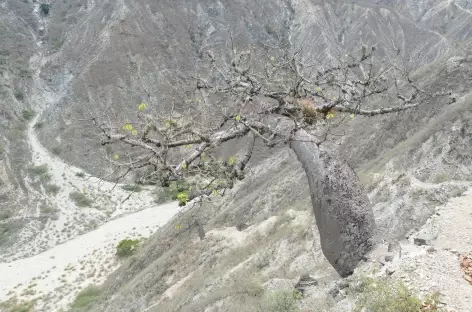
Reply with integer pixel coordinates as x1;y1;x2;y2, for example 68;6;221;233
236;223;248;231
294;274;318;295
414;238;428;246
384;254;394;262
405;229;416;239
426;246;435;253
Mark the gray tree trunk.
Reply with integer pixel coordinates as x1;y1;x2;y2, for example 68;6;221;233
290;129;376;277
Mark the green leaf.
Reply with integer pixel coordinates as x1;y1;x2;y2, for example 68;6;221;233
176;192;189;205
131;129;138;136
211;189;217;196
113;154;119;160
235;115;241;122
138;102;147;111
326;111;335;119
315;86;322;92
228;156;237;166
122;123;133;131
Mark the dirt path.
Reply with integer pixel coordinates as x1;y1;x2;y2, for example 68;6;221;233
0;202;179;311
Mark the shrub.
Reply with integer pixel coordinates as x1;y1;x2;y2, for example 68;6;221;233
27;164;51;182
69;192;93;207
0;210;11;220
70;285;101;310
39;3;50;15
263;290;301;312
21;109;35;121
116;239;140;257
14;90;24;101
120;184;142;192
45;184;60;195
51;146;61;155
154;180;191;204
40;204;58;214
0;297;35;312
354;277;446;312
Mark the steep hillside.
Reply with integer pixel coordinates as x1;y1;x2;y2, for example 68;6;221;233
1;0;472;311
74;38;472;312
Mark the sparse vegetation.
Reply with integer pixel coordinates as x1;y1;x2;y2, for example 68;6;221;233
262;290;301;312
40;3;50;15
354;276;446;312
50;38;64;51
0;210;11;220
14;90;24;101
21;109;35;121
433;173;449;184
75;172;85;178
0;297;35;312
45;184;60;195
70;285;102;310
116;239;140;257
120;184;142;192
69;192;93;207
40;204;58;214
154;180;191;204
51;146;62;155
27;164;51;183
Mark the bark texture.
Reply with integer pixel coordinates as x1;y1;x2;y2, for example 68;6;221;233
290;129;375;277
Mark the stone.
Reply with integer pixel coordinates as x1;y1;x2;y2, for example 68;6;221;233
414;238;428;246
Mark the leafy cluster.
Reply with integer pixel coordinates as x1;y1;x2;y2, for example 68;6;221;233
354;277;445;312
71;285;102;310
262;290;301;312
116;239;140;257
69;191;93;207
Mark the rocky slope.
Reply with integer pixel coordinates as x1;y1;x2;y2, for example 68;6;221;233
1;0;472;311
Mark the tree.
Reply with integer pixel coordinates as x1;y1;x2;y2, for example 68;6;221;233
89;41;452;277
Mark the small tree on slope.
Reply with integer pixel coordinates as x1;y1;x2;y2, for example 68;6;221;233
88;43;452;277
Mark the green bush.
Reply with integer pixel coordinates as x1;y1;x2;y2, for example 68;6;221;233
51;146;61;155
0;210;11;220
45;184;60;195
69;192;93;207
120;184;142;192
27;164;51;183
21;109;35;121
71;285;101;310
27;164;48;176
154;180;191;204
14;90;24;101
263;290;301;312
116;239;140;257
39;3;50;15
0;297;35;312
354;277;445;312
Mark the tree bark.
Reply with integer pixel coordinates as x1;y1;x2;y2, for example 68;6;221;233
290;129;375;277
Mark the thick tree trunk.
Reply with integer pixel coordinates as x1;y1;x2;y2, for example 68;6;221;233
290;129;375;277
